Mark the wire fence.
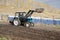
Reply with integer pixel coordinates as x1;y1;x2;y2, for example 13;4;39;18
0;14;60;27
32;17;60;27
0;14;8;21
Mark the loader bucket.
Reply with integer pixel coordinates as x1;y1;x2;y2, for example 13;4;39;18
35;8;44;13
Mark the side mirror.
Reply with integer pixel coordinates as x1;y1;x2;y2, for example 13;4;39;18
35;8;44;13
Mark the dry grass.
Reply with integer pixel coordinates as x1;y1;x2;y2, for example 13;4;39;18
55;25;60;29
0;0;60;19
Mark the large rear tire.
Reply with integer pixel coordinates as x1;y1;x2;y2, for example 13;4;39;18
13;19;21;26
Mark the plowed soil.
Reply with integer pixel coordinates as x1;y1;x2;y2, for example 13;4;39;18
0;23;60;40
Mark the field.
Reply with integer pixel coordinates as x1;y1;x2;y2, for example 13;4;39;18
0;6;60;40
0;0;60;40
0;22;60;40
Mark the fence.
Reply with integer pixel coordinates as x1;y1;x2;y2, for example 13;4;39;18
0;14;60;27
32;17;60;25
0;14;8;21
31;17;60;27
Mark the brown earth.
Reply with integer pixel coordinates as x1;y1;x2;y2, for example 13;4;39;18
0;22;60;40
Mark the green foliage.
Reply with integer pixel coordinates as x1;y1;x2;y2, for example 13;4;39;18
55;25;60;29
0;37;7;40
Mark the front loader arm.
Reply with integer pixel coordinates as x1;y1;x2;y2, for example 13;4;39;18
25;8;44;18
25;10;35;18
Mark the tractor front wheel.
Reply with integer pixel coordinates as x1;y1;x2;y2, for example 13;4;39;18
24;22;30;28
30;22;34;27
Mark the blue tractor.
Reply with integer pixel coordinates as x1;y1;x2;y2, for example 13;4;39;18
8;8;44;27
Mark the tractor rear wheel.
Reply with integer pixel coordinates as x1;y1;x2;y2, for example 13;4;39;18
13;19;21;26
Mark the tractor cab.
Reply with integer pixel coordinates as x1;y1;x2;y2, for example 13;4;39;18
15;12;32;22
15;12;26;18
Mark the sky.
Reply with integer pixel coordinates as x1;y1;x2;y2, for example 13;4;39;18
35;0;60;9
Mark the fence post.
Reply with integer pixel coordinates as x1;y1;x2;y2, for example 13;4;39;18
6;15;8;21
53;16;56;27
46;18;49;27
1;14;3;20
40;16;42;27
